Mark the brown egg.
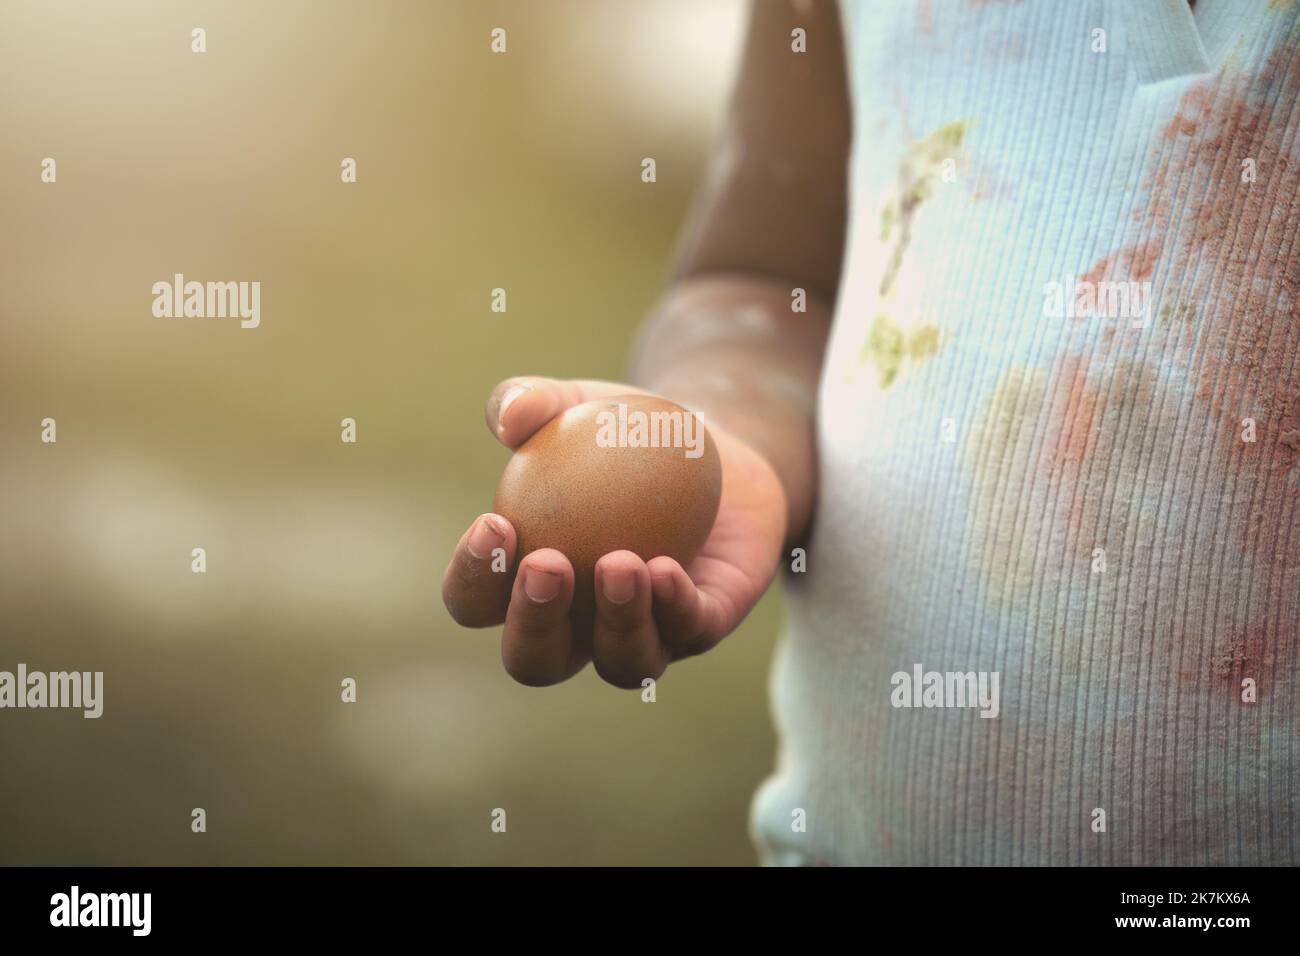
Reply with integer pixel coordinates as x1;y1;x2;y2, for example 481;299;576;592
494;394;722;618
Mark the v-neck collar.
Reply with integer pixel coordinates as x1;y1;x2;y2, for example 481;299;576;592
1127;0;1212;85
1125;0;1281;86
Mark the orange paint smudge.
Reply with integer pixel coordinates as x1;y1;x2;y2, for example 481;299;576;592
1176;620;1287;717
1124;42;1300;589
1161;81;1214;140
1074;240;1164;313
1047;353;1098;469
917;0;935;36
1127;240;1162;281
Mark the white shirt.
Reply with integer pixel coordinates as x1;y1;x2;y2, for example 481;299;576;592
753;0;1299;865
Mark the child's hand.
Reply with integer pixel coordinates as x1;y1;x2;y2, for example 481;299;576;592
443;376;788;689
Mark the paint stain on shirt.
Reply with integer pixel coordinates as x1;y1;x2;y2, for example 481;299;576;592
966;364;1047;607
1140;43;1300;574
858;120;966;388
859;314;942;388
967;354;1170;613
879;120;967;296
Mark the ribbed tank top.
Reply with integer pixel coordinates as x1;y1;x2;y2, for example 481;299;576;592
752;0;1299;865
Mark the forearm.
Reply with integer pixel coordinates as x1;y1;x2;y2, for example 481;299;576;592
630;273;829;541
627;0;846;544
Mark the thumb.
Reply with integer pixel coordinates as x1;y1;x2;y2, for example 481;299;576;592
485;377;656;448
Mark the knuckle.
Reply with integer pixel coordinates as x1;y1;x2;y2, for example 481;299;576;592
598;603;643;635
509;600;566;640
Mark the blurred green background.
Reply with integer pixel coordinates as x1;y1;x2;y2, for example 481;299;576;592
0;0;787;864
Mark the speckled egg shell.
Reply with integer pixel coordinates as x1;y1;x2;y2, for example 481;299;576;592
493;395;722;610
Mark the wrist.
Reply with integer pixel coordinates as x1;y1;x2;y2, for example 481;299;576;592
641;373;814;543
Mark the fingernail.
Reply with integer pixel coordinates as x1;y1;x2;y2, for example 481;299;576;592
524;566;561;604
467;515;505;559
651;574;675;603
497;384;530;435
602;569;636;605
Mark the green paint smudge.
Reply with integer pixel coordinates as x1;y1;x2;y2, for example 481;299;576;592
859;314;943;388
879;120;968;296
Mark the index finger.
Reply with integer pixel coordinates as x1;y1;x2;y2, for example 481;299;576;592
442;513;517;628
